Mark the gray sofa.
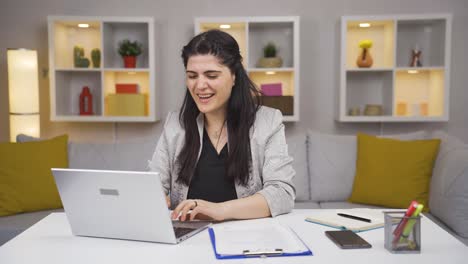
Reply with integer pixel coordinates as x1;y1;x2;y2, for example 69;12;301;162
289;130;468;246
0;137;158;246
1;130;467;247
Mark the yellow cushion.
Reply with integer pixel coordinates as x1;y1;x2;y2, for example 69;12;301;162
0;135;68;216
348;133;440;211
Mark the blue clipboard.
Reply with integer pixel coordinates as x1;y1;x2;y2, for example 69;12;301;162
208;227;313;259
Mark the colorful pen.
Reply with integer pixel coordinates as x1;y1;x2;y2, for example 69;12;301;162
337;213;371;223
392;201;419;245
398;204;424;243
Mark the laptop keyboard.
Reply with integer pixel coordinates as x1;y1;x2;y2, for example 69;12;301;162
173;227;196;238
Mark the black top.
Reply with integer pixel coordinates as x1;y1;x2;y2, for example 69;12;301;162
187;130;238;203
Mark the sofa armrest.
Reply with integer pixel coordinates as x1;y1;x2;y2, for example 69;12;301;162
429;145;468;240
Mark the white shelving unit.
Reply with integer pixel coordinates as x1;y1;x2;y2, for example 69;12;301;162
48;16;157;122
195;16;300;122
339;14;452;122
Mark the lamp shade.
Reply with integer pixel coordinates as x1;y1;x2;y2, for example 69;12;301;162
7;49;40;142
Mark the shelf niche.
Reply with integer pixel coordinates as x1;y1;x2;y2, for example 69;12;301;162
248;22;294;69
103;22;149;69
346;20;394;69
396;19;446;67
53;21;101;69
394;69;444;117
55;71;102;116
103;71;150;117
346;71;393;117
250;70;295;115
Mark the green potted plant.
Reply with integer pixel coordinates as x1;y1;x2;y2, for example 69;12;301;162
73;46;90;68
118;39;143;68
91;48;101;68
257;42;283;68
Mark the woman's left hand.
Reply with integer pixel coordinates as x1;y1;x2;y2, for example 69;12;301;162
171;199;228;222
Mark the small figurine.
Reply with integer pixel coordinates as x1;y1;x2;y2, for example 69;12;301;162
410;45;422;67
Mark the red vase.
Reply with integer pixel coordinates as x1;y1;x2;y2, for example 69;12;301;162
79;86;93;115
123;56;137;68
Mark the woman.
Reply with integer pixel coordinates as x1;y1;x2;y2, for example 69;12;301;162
149;29;295;222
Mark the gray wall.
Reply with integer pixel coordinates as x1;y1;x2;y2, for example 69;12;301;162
1;0;467;143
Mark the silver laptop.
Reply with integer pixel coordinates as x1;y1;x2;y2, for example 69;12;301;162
51;168;211;244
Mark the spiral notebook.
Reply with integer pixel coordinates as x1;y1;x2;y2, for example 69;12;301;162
305;209;385;232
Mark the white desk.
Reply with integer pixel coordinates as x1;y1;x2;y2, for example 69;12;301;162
0;209;467;264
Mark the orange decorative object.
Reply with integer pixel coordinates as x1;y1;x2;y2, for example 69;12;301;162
79;86;93;115
356;48;373;68
420;102;429;116
116;83;138;94
396;102;407;116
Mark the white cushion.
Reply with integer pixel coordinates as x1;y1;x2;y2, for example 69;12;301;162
307;131;355;202
17;134;157;172
68;143;114;169
286;133;309;201
429;131;468;239
307;130;427;202
318;201;385;209
294;201;320;209
16;134;41;142
69;139;157;171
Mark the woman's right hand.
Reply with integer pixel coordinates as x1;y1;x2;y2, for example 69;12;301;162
171;199;228;221
166;195;171;208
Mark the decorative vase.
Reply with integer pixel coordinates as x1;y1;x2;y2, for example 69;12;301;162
123;56;137;68
396;102;407;116
91;48;101;68
348;107;361;116
363;104;383;116
79;86;93;115
356;48;373;68
420;102;428;116
257;57;283;68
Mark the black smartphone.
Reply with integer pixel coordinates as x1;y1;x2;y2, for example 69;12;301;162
325;230;372;249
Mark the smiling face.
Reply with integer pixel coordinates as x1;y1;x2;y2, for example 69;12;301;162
185;54;235;118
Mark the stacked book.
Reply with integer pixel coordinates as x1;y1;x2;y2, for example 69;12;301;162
107;84;146;116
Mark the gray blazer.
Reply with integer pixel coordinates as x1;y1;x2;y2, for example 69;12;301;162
148;106;296;217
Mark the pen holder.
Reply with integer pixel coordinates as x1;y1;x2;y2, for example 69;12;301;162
384;211;421;254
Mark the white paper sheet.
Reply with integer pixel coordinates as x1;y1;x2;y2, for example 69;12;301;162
211;220;308;255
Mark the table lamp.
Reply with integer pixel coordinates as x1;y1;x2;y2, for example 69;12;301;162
7;49;40;142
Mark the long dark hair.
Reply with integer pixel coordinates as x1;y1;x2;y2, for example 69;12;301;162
177;29;261;186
